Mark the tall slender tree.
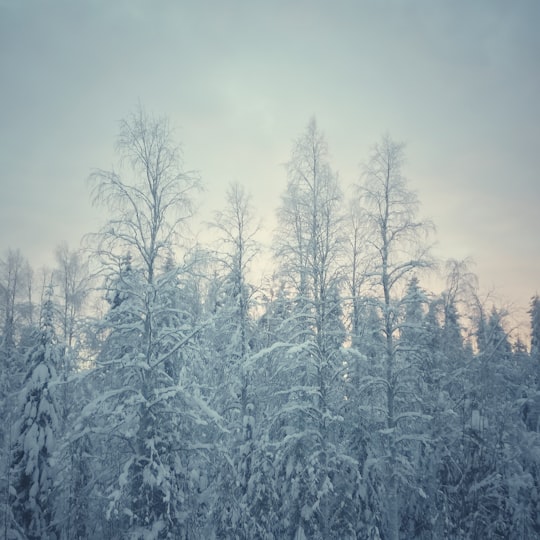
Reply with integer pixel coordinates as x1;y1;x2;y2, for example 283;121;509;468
206;183;261;537
0;250;34;536
10;286;60;540
530;295;540;365
354;134;433;540
268;118;357;538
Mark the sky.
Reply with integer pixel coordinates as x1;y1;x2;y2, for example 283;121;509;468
1;0;539;336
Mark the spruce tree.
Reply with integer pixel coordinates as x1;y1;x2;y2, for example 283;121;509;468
10;286;60;539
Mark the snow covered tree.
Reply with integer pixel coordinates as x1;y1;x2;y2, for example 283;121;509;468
0;250;35;535
53;244;89;352
84;106;217;539
353;134;434;540
444;297;528;539
205;183;262;537
10;286;60;539
530;294;540;365
345;198;369;351
48;245;93;539
0;250;34;421
0;250;34;357
399;276;428;359
264;118;359;538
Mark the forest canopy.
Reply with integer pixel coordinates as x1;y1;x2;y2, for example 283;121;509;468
1;108;539;540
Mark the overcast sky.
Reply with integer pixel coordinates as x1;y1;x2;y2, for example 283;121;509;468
1;0;539;333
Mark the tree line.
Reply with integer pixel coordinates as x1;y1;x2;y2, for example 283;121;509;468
1;107;539;539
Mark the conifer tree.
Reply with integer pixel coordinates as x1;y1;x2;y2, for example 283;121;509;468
10;286;60;539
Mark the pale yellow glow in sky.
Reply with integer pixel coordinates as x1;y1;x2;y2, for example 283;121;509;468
1;0;538;338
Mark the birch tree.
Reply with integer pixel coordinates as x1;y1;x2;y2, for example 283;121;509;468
205;183;262;536
268;118;358;538
355;134;433;540
83;106;216;539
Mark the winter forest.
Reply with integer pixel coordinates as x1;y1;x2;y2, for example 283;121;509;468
1;108;539;540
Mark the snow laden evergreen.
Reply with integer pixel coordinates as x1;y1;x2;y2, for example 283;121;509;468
0;251;33;452
10;286;60;539
453;304;527;538
0;250;33;536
